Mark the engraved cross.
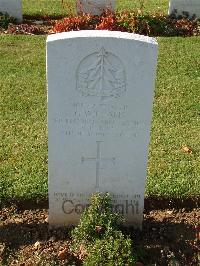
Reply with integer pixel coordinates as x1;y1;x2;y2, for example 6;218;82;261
81;141;115;190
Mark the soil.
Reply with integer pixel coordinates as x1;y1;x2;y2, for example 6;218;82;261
0;200;199;266
0;17;55;35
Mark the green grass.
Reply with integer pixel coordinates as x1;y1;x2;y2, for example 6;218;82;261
0;35;199;203
147;36;200;197
22;0;169;17
22;0;75;17
117;0;169;13
0;36;47;202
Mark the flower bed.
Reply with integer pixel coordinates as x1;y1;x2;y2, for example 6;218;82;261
1;10;199;36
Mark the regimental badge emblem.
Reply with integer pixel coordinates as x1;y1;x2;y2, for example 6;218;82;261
76;47;126;99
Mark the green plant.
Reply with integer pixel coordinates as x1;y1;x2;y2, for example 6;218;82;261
70;193;137;265
0;12;16;29
53;10;199;37
83;233;135;265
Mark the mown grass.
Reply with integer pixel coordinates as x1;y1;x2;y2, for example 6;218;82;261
0;35;199;204
147;37;200;197
22;0;75;17
0;36;47;203
117;0;169;13
22;0;169;17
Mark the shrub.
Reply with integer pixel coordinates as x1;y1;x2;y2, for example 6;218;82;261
53;10;200;37
53;13;94;32
70;193;137;265
0;12;16;29
83;233;135;265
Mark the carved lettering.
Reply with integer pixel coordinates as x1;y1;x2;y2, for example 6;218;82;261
61;199;140;215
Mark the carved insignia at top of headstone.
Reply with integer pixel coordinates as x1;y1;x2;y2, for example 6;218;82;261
76;47;126;99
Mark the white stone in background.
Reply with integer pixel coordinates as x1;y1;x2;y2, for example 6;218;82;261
0;0;22;22
47;30;158;229
168;0;200;18
77;0;115;15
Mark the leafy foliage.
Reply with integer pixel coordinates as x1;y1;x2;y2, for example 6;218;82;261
83;234;135;265
53;10;200;37
0;12;16;29
70;193;137;265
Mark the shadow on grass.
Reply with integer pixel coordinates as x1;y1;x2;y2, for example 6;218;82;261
144;196;200;211
1;196;199;211
23;14;67;20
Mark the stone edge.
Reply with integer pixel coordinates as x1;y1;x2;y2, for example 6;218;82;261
46;30;158;46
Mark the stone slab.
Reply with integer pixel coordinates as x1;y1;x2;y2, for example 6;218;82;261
47;31;158;229
0;0;22;22
169;0;200;18
77;0;115;15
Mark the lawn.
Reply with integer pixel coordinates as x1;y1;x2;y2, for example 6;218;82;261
22;0;169;17
0;34;199;205
0;36;47;203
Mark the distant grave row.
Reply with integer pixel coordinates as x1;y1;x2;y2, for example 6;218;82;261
78;0;200;18
0;0;200;21
169;0;200;18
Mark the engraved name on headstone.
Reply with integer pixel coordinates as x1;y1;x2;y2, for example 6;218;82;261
47;31;158;229
169;0;200;18
77;0;115;15
0;0;22;22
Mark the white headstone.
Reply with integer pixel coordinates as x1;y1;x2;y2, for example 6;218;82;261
77;0;115;15
0;0;22;22
47;31;158;229
169;0;200;18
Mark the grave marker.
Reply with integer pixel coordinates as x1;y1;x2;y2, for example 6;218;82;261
0;0;22;22
47;31;158;229
77;0;115;15
169;0;200;18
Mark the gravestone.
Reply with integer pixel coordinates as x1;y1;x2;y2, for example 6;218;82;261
169;0;200;18
77;0;115;15
47;30;158;229
0;0;22;22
